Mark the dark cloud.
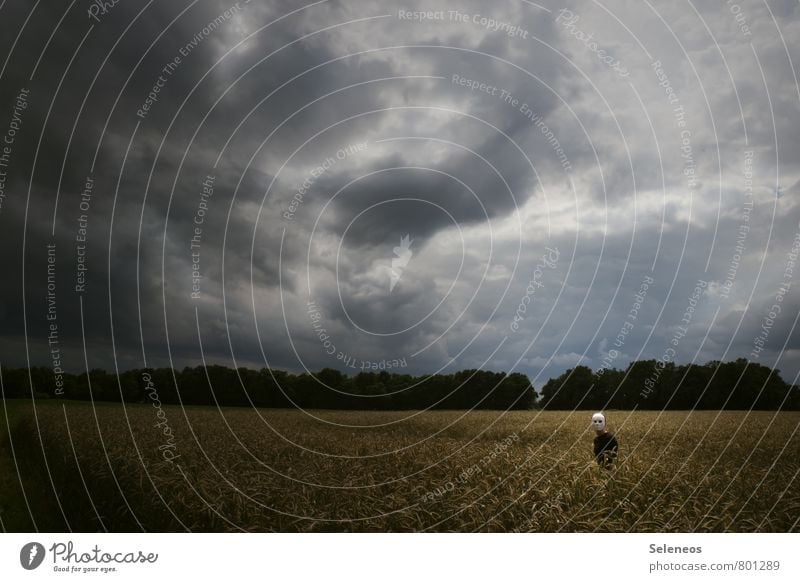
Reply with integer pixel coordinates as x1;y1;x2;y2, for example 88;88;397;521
1;0;798;389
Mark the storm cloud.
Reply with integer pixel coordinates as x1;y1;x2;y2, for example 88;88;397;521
1;0;799;390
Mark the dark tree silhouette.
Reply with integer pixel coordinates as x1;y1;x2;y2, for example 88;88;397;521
541;359;798;410
4;359;797;410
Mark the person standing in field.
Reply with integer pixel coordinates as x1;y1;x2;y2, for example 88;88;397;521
591;412;618;469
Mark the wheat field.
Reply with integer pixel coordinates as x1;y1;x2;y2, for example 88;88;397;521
6;402;799;532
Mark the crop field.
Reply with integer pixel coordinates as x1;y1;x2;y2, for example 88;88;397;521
2;401;799;532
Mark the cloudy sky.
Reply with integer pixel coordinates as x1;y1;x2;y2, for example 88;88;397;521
0;0;799;390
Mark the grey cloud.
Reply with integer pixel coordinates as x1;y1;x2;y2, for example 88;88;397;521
1;0;798;390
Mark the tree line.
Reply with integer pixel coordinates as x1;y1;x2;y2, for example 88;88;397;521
1;366;536;410
2;358;797;410
540;359;800;410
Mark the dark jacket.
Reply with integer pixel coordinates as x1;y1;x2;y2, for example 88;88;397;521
593;431;618;468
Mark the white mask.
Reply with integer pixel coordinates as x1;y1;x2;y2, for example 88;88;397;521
592;413;605;431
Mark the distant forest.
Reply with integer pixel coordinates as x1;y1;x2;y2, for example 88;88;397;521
541;359;799;410
1;358;798;410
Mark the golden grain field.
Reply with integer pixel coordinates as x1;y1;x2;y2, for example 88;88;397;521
9;403;800;532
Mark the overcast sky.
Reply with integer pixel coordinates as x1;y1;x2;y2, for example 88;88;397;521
0;0;799;390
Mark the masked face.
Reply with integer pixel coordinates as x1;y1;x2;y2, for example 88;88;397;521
592;413;605;431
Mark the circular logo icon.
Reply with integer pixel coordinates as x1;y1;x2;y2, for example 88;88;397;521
20;542;45;570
